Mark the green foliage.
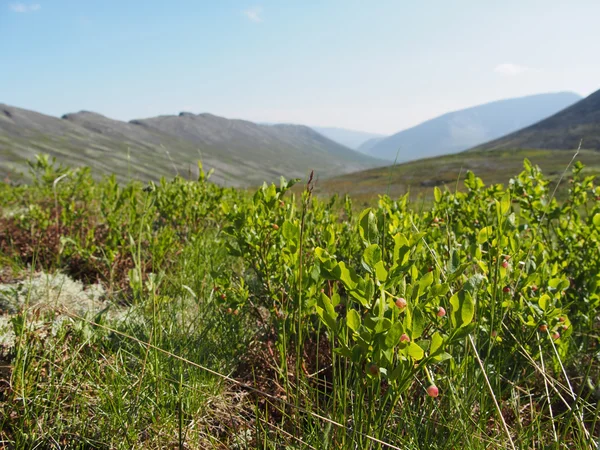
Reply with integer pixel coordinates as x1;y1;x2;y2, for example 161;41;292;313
1;155;600;448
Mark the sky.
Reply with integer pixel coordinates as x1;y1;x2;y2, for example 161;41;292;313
1;0;600;135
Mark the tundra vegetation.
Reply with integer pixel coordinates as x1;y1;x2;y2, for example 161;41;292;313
0;154;599;449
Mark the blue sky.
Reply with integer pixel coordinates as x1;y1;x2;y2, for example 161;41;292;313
1;0;599;134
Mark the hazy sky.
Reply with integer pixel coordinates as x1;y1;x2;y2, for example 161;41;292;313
2;0;599;134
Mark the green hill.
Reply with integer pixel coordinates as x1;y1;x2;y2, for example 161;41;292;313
0;105;382;186
317;148;600;203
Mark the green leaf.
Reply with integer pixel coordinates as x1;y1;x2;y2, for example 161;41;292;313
449;291;475;329
282;220;300;252
411;307;426;339
363;244;382;268
317;293;338;332
434;186;442;203
374;261;388;282
338;262;359;290
500;191;511;216
593;213;600;229
346;309;360;332
418;271;434;295
538;294;550;311
477;226;493;244
432;352;452;362
358;208;378;244
393;233;410;265
407;342;424;361
430;283;450;297
430;332;444;356
384;322;404;348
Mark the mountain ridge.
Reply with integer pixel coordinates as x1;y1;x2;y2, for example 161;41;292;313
472;88;600;151
366;92;582;162
0;104;383;186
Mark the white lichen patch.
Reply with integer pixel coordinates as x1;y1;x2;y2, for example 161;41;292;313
0;272;114;351
0;271;106;316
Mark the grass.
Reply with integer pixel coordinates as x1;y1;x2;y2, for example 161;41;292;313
315;148;600;204
0;153;599;448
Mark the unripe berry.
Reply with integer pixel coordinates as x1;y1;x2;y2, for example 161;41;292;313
271;223;279;230
395;297;407;309
233;309;239;316
436;307;446;317
426;385;439;398
400;333;410;343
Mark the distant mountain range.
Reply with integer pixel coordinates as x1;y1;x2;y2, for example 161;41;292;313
366;92;582;162
310;127;385;151
0;106;382;186
473;88;600;151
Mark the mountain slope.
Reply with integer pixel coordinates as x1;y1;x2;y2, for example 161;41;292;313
0;105;382;186
358;137;385;154
316;149;600;203
311;126;385;150
368;92;582;162
473;88;600;151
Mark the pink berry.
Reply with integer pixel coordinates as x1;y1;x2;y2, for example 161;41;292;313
395;297;407;309
426;385;439;398
503;286;511;293
436;307;446;318
400;333;410;343
501;261;509;269
552;332;560;340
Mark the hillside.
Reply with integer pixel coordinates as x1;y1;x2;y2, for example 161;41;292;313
367;92;582;162
311;126;385;150
357;136;385;153
316;148;600;202
473;88;600;151
0;105;382;186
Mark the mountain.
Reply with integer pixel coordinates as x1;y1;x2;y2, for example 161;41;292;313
367;92;582;162
358;137;386;154
0;105;382;186
311;127;385;151
473;88;600;151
